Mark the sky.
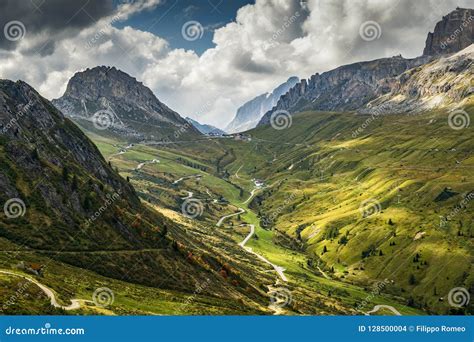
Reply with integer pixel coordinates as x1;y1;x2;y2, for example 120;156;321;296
0;0;472;129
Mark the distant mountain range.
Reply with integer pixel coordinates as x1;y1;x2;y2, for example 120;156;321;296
225;77;299;133
259;7;474;127
53;66;201;142
186;117;226;135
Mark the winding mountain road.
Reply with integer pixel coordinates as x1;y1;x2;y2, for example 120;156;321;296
216;208;245;227
238;224;288;282
0;270;92;311
366;304;402;316
242;189;257;204
172;174;201;185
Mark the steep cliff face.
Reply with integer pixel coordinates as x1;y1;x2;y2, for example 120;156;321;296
367;44;473;114
53;66;201;141
423;7;474;56
226;77;299;133
258;56;431;126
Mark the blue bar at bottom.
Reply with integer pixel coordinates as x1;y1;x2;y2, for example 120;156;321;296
0;316;472;342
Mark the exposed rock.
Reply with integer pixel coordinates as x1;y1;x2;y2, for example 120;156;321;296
258;56;431;126
0;80;268;300
53;66;201;141
366;44;473;114
0;79;152;250
423;8;474;56
227;77;299;133
258;8;474;127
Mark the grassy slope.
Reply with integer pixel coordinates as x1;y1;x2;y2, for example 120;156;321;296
91;131;423;315
218;104;474;314
25;102;471;315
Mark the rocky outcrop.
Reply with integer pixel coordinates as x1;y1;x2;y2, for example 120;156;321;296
227;77;299;133
53;66;200;141
423;8;474;56
366;44;473;114
258;8;474;128
258;56;431;126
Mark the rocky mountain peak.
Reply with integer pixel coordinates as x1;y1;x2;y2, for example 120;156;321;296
53;66;201;141
64;66;155;106
226;76;299;133
423;7;474;56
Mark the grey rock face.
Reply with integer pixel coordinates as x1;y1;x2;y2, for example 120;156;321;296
423;8;474;56
258;8;474;127
53;66;200;141
226;77;299;133
366;45;473;114
258;56;431;126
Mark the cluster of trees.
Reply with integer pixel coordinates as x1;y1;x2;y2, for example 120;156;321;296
176;157;208;172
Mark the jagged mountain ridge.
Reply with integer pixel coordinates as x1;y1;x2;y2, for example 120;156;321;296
226;76;299;133
53;66;201;142
258;55;432;126
258;7;474;127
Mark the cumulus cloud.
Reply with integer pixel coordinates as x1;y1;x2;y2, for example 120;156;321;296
0;0;472;128
0;0;115;52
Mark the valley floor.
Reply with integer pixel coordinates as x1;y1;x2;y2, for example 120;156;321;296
2;106;472;315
